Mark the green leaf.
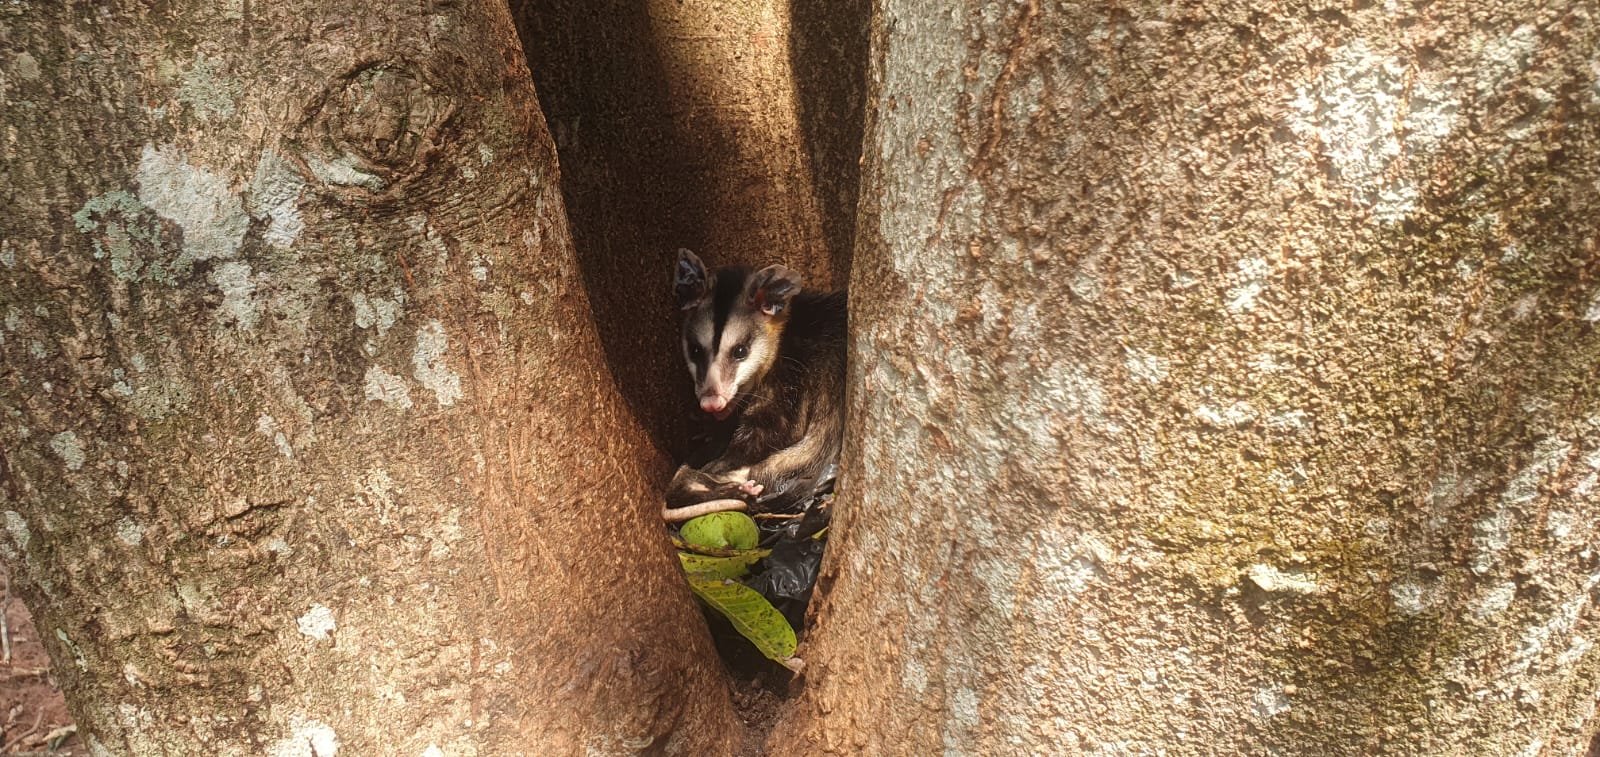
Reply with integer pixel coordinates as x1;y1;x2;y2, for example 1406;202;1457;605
678;550;769;579
679;512;760;551
687;575;798;664
672;533;758;557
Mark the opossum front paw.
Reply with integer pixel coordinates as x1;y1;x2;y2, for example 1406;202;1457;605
739;480;764;497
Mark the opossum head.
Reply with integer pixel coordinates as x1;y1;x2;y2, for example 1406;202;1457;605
674;248;801;420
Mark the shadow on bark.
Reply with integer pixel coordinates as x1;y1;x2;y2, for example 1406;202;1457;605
509;0;707;459
789;0;870;283
508;1;870;462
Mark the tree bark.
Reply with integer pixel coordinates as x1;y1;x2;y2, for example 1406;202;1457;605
0;2;735;754
775;0;1600;754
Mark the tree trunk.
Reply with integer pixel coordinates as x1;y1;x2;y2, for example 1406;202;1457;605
509;0;868;456
0;2;735;754
775;1;1600;754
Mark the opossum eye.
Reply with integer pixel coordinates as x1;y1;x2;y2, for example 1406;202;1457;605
731;343;749;361
689;344;706;361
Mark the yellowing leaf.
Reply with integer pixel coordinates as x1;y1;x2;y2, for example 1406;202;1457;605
687;575;798;664
678;550;769;579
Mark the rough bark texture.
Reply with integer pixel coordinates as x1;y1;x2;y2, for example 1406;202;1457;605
776;1;1600;754
0;1;736;754
510;0;868;456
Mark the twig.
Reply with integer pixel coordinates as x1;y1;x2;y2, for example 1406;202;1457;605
0;669;48;679
43;724;76;750
752;513;802;521
1;709;43;753
662;499;747;522
1;579;10;665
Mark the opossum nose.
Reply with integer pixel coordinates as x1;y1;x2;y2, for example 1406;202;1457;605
700;396;728;414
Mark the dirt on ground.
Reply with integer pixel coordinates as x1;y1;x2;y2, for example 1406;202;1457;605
732;676;787;757
0;565;79;756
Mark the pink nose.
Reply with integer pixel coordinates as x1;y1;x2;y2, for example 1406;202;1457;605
700;396;728;414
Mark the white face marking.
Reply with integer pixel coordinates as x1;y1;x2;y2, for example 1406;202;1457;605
717;320;756;397
692;310;714;356
731;328;770;391
680;287;778;408
684;304;715;382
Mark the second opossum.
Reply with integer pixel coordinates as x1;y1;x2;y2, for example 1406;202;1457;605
662;249;846;522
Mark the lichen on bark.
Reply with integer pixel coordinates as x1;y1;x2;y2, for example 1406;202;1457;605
1;1;735;753
773;1;1600;754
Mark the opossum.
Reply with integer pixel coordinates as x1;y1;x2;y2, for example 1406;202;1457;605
662;249;846;522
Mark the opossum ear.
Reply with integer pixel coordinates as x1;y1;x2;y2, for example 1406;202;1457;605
675;249;709;310
748;264;802;316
